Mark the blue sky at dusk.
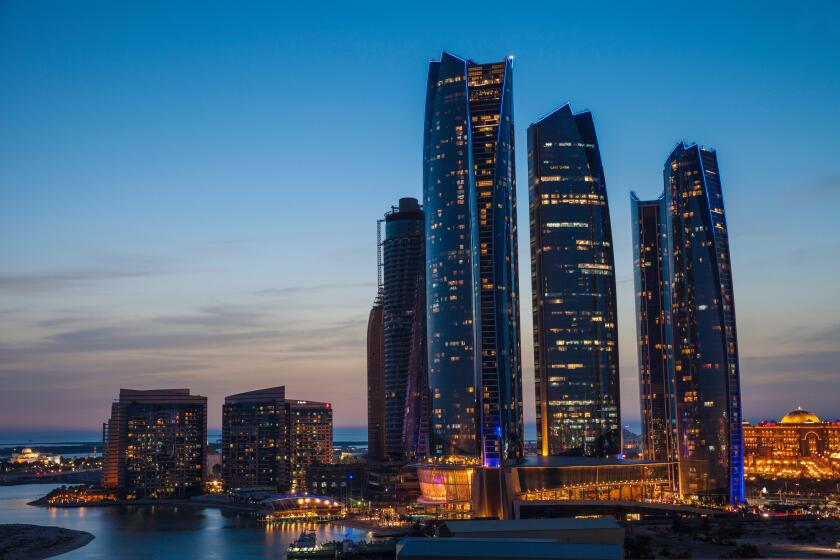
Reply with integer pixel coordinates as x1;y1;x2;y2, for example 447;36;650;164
1;0;838;432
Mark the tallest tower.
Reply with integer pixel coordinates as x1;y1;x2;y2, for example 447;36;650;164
423;52;523;467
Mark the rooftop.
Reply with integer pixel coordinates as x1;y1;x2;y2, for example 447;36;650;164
397;538;621;560
440;517;620;534
117;388;206;404
519;456;672;469
225;386;285;404
780;406;822;425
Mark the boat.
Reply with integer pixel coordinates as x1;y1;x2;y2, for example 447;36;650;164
293;531;317;547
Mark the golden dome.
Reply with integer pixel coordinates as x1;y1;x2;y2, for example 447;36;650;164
780;406;821;425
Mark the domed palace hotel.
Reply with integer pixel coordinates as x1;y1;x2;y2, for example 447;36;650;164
743;407;840;478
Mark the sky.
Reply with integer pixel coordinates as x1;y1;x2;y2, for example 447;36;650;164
1;0;839;434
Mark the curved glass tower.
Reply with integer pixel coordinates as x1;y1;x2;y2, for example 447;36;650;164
664;143;744;504
366;298;386;462
528;105;620;457
402;283;429;458
383;198;425;459
423;52;523;467
630;193;677;463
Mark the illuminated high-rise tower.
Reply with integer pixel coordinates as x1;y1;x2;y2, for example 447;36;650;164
222;386;288;491
631;193;677;463
382;198;426;459
423;52;523;467
632;143;744;505
664;143;743;504
528;105;620;457
366;298;386;462
102;388;207;498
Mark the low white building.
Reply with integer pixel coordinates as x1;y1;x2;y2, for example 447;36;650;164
10;448;61;464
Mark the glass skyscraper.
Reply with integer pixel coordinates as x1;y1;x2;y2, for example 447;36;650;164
528;105;620;458
633;142;744;504
631;193;677;463
423;52;523;467
287;399;333;493
383;197;425;459
220;387;332;494
222;386;288;491
402;282;429;458
102;389;207;499
665;143;743;504
366;298;386;462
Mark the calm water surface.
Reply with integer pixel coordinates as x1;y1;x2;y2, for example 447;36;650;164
0;484;368;559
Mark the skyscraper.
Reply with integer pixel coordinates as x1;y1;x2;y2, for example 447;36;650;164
402;282;430;458
367;298;386;462
632;143;744;504
102;388;207;499
221;386;288;491
664;143;744;504
528;105;620;458
383;198;425;459
631;194;678;462
423;52;523;467
220;387;333;494
287;399;333;493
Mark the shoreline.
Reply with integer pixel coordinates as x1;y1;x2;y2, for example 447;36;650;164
0;470;100;487
27;493;411;536
28;495;269;515
0;524;94;560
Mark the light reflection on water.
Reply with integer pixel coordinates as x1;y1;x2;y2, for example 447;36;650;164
0;484;366;559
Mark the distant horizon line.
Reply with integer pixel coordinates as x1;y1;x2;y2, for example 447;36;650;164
4;413;832;434
0;420;654;434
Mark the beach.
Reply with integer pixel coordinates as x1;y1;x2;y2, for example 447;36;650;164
0;524;94;559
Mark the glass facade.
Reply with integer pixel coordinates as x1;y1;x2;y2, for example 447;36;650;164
631;144;744;504
528;105;620;457
417;465;475;504
631;193;678;463
383;198;425;459
662;143;743;504
124;403;205;499
220;389;332;495
288;400;333;493
366;298;386;462
423;52;523;467
102;389;207;499
221;387;289;491
514;459;676;503
402;279;430;458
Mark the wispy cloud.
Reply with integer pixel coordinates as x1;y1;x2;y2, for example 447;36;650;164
0;299;370;428
255;282;374;296
0;302;367;364
42;325;281;354
741;349;840;381
154;305;268;327
0;255;183;294
740;349;840;419
765;323;840;348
